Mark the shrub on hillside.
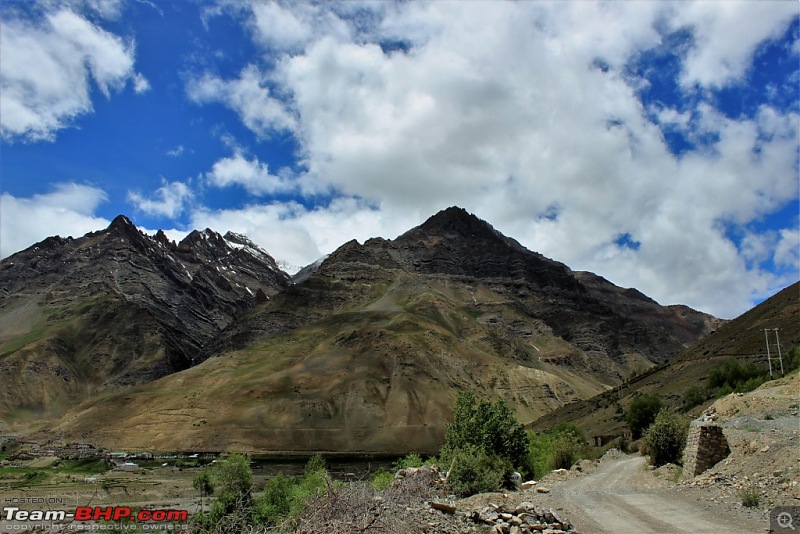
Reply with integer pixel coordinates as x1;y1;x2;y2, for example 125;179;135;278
394;453;424;470
551;422;586;443
439;391;529;496
524;424;587;479
549;432;582;470
192;453;254;531
442;391;529;468
683;386;705;410
739;485;760;508
370;469;394;490
641;408;689;467
626;394;663;439
785;347;800;373
445;445;510;497
254;473;293;526
193;454;331;532
708;359;769;394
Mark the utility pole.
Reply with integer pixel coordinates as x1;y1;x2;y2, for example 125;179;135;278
764;328;773;378
774;328;784;376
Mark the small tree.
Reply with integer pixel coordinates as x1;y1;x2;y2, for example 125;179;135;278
441;391;529;496
205;453;254;526
211;453;253;496
641;408;689;467
626;394;663;439
446;445;510;497
443;391;529;467
254;474;293;526
193;470;214;512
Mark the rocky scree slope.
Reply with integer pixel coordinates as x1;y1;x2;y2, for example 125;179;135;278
0;215;291;425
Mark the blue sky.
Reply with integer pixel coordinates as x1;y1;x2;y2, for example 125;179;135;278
1;0;798;319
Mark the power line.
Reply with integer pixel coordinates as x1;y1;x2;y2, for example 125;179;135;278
764;327;785;378
774;328;784;376
764;328;772;377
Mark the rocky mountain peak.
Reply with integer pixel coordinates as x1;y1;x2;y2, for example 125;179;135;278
107;214;140;237
403;206;502;242
222;231;281;265
153;229;175;250
180;228;224;249
0;215;294;422
109;213;135;229
1;207;733;455
105;214;152;251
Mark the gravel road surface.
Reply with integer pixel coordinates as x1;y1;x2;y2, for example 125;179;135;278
548;455;766;534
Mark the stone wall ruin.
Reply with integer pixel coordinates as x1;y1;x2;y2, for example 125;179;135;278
682;417;730;478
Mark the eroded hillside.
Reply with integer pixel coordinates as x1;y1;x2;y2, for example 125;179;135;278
44;207;718;453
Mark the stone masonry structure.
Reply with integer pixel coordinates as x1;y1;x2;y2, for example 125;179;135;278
682;416;730;478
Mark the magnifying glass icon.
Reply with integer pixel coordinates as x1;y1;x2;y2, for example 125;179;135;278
778;511;796;531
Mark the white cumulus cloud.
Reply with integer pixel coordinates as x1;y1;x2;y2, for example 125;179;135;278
205;152;294;195
185;1;798;318
133;72;151;94
670;0;798;89
0;183;110;258
0;8;139;141
186;65;296;137
127;180;194;218
189;199;414;271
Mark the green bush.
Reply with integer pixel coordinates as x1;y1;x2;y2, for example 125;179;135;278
192;469;214;512
525;431;552;479
626;395;663;439
739;485;760;508
393;453;424;470
524;424;587;479
304;454;326;475
641;408;689;467
786;347;800;372
253;473;293;526
370;469;394;490
551;422;586;443
683;386;704;409
288;456;329;518
194;454;255;527
195;453;324;531
442;391;529;468
210;453;253;497
549;433;581;470
445;445;510;497
708;360;768;393
716;384;734;398
439;391;529;496
736;375;767;393
250;456;330;528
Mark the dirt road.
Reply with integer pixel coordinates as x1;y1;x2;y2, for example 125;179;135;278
549;455;766;534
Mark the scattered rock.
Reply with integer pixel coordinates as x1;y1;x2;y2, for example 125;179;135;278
465;501;573;533
431;501;457;514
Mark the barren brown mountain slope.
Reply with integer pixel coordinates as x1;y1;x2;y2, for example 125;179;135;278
530;280;799;441
43;207;716;453
0;216;290;428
